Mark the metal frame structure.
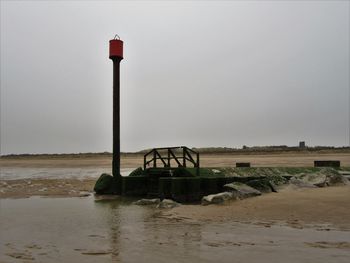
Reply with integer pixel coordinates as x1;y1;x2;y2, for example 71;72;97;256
143;146;200;175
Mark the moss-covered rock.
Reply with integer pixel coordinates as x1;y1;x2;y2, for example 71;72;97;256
289;177;316;188
223;182;261;199
321;168;348;186
296;173;327;187
266;175;288;185
94;173;115;194
290;168;348;187
128;167;144;177
326;173;349;186
246;179;274;193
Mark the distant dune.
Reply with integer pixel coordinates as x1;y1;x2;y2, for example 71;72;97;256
1;146;350;159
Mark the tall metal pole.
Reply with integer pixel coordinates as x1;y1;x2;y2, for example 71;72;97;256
109;37;123;194
112;58;121;179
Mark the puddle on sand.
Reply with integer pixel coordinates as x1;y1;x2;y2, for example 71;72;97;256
1;197;350;263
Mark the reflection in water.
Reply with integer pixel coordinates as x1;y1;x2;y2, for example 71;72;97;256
94;198;204;262
95;200;122;262
1;197;350;263
95;199;202;262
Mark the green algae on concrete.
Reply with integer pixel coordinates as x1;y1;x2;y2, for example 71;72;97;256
121;176;148;196
94;167;345;201
159;177;201;201
170;178;188;202
200;177;220;195
173;167;194;177
168;177;202;202
159;178;172;199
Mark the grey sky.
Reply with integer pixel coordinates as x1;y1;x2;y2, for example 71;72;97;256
1;0;349;154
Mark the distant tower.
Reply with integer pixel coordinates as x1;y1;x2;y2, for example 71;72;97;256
109;35;123;194
299;141;306;148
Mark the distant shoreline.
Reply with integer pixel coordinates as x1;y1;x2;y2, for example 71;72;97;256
2;146;350;159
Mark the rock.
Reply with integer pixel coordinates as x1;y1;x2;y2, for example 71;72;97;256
266;175;288;186
94;173;114;194
269;181;278;192
338;170;350;176
201;192;234;205
156;199;180;209
325;173;349;186
293;170;348;187
296;173;327;187
246;179;273;193
133;198;160;205
223;182;261;199
212;169;221;174
289;177;317;188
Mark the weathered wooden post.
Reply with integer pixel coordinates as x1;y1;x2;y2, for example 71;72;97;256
109;36;123;194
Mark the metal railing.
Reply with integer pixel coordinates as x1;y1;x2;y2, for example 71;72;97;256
143;146;200;172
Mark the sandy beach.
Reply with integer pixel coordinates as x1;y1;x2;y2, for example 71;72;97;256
1;152;350;168
163;185;350;230
1;153;350;262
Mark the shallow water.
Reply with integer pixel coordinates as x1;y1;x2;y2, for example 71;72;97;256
1;167;134;180
1;196;349;263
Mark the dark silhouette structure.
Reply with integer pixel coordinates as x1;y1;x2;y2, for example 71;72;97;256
143;146;200;175
299;141;306;148
314;160;340;168
236;162;251;167
109;36;123;194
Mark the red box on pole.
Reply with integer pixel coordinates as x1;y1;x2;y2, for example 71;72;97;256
109;39;123;59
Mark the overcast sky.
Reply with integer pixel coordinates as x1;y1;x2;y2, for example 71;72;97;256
1;0;349;154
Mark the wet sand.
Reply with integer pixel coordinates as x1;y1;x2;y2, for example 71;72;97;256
1;195;350;263
0;178;96;198
1;152;350;168
163;186;350;230
0;167;132;198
